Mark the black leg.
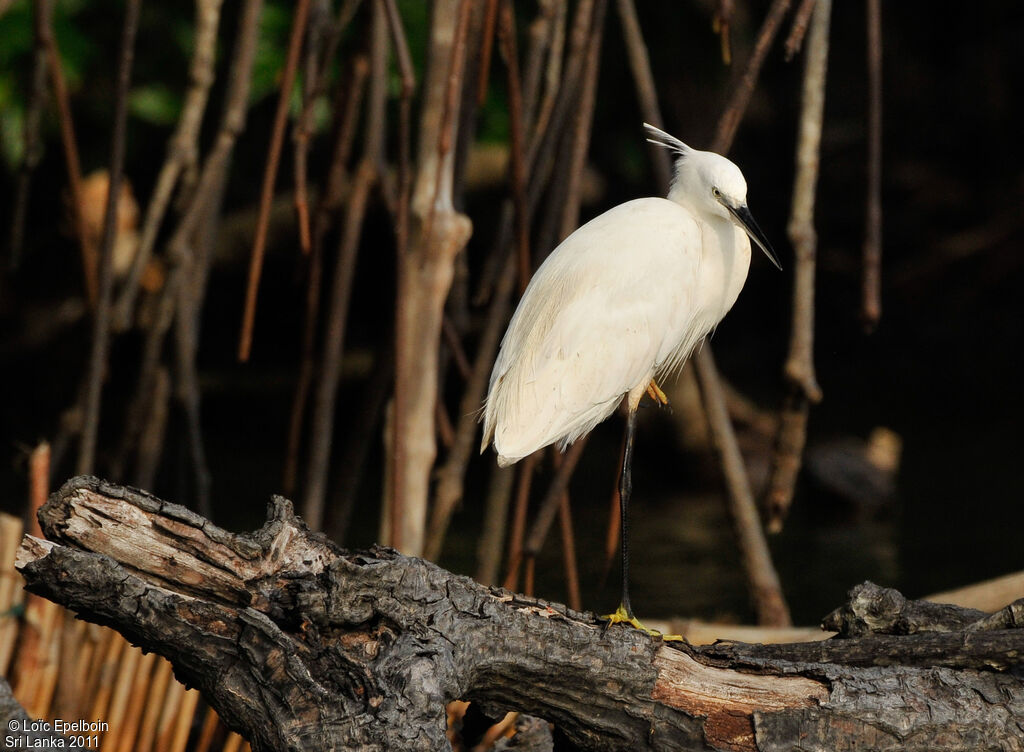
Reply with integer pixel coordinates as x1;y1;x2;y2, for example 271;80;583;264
619;406;638;620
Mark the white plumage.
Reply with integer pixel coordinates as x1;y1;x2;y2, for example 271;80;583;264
481;125;779;468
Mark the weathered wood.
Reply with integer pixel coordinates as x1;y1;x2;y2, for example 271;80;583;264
14;477;1024;751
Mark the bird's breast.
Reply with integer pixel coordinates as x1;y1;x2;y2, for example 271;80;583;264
698;219;752;324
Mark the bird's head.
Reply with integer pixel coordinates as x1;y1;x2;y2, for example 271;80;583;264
644;123;782;270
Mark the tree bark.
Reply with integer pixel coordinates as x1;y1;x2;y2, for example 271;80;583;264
14;477;1024;752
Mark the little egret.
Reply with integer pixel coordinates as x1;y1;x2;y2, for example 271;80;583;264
481;123;780;629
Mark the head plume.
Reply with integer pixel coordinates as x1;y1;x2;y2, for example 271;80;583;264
643;123;692;158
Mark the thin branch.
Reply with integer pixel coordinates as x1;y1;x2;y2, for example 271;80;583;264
441;315;472;381
75;0;140;476
471;0;562;304
302;4;388;531
476;464;515;585
695;349;791;627
712;0;793;153
113;0;223;330
113;0;263;494
713;0;734;65
326;341;394;544
133;366;170;490
291;1;327;256
558;0;606;239
861;0;883;330
380;0;415;258
283;55;370;496
502;452;538;592
762;0;830;533
475;0;500;105
39;0;92;305
238;0;312;362
497;0;531;296
556;458;582;612
783;0;817;61
615;0;671;193
521;437;588;559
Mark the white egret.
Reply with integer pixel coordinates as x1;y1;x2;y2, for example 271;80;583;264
481;123;780;628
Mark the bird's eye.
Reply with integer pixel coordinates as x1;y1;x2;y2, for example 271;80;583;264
712;187;722;198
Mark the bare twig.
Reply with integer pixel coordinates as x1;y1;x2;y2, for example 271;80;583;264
238;0;311;362
497;0;531;295
76;0;140;476
713;0;734;64
502;452;538;591
476;464;515;585
291;0;329;256
861;0;883;330
522;437;588;559
327;341;394;544
695;349;791;626
39;0;92;305
381;0;416;258
114;0;223;330
713;0;793;153
472;0;562;304
133;367;170;490
615;0;671;192
9;0;49;267
762;0;830;532
475;0;500;105
302;4;387;531
283;55;370;496
112;0;263;493
783;0;817;61
441;315;472;381
556;459;582;612
558;0;606;239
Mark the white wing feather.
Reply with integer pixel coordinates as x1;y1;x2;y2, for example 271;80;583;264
482;198;710;464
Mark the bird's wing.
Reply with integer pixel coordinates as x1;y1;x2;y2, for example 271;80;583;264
483;199;702;462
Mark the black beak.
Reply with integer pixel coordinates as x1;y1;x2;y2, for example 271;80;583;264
727;203;782;271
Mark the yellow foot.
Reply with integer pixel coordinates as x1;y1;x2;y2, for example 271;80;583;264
646;379;670;406
601;605;686;642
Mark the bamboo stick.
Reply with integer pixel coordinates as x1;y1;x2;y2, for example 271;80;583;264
0;514;25;674
87;633;126;734
116;650;158;752
32;606;63;716
154;675;187;752
136;658;175;752
193;705;221;752
101;642;142;750
170;688;201;752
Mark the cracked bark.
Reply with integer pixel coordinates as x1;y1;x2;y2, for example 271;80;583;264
13;477;1024;752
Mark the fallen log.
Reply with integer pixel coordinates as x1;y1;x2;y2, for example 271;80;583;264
13;477;1024;751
